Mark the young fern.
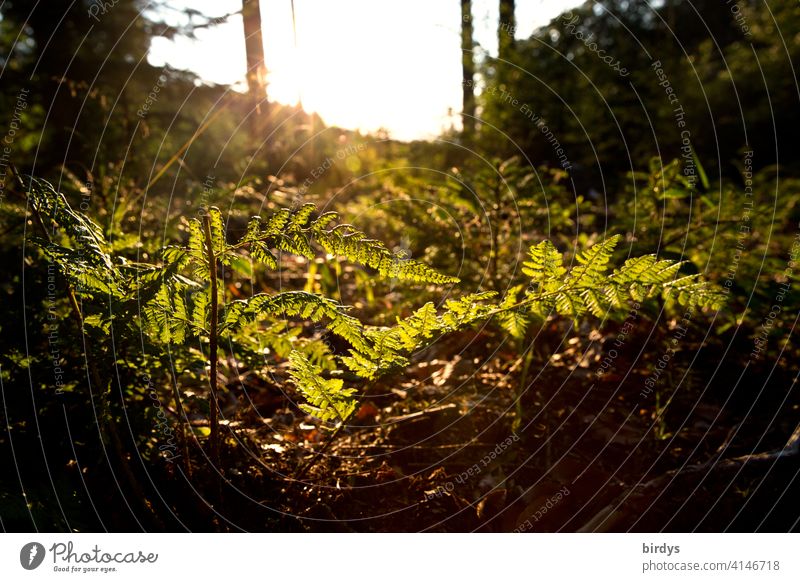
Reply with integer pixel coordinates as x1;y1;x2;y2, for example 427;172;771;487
25;181;723;439
519;235;724;321
238;203;460;284
288;351;357;424
222;291;370;354
337;236;724;394
27;177;123;299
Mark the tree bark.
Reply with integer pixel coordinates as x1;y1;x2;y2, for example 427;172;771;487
242;0;268;117
461;0;476;138
498;0;516;62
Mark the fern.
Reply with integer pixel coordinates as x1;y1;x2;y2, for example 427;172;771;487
24;182;724;441
522;240;567;294
340;302;442;379
517;236;724;324
142;282;190;344
223;291;369;353
340;292;500;379
497;285;530;340
27;178;123;298
239;204;459;284
288;351;357;426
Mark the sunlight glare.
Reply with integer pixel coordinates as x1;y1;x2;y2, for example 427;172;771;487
147;0;581;140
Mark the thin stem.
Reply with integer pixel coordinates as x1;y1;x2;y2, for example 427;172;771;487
202;214;220;468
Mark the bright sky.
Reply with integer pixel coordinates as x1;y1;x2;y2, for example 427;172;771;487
147;0;582;141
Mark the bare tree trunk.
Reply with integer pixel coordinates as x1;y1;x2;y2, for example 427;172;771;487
242;0;268;119
498;0;515;62
461;0;476;138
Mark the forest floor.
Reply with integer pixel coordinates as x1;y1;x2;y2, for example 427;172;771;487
157;316;800;532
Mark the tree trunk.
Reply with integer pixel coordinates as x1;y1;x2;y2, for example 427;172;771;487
242;0;268;118
498;0;515;62
461;0;476;138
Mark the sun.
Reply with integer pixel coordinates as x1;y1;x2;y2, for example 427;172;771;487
148;0;462;140
147;1;581;140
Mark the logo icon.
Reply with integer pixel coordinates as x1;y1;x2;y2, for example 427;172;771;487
20;542;46;570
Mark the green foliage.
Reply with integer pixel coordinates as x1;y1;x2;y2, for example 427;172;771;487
223;291;369;354
241;203;460;284
27;177;123;298
497;285;530;340
24;178;722;429
287;351;357;425
520;235;724;323
523;240;568;293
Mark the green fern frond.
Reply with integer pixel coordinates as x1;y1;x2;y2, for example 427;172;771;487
26;180;123;298
554;291;585;319
393;302;439;349
610;255;684;286
191;288;210;331
288;351;357;426
342;293;499;379
567;234;621;287
518;235;722;322
314;224;458;284
340;347;396;380
142;282;191;344
309;211;338;231
496;285;530;339
249;241;278;269
580;288;608;318
290;203;316;228
186;220;209;278
296;338;338;372
238;204;458;284
522;240;566;294
161;245;188;267
661;274;725;309
266;208;292;234
222;291;369;352
206;207;227;256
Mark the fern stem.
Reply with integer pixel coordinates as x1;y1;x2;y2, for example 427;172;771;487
202;214;221;468
514;346;534;432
